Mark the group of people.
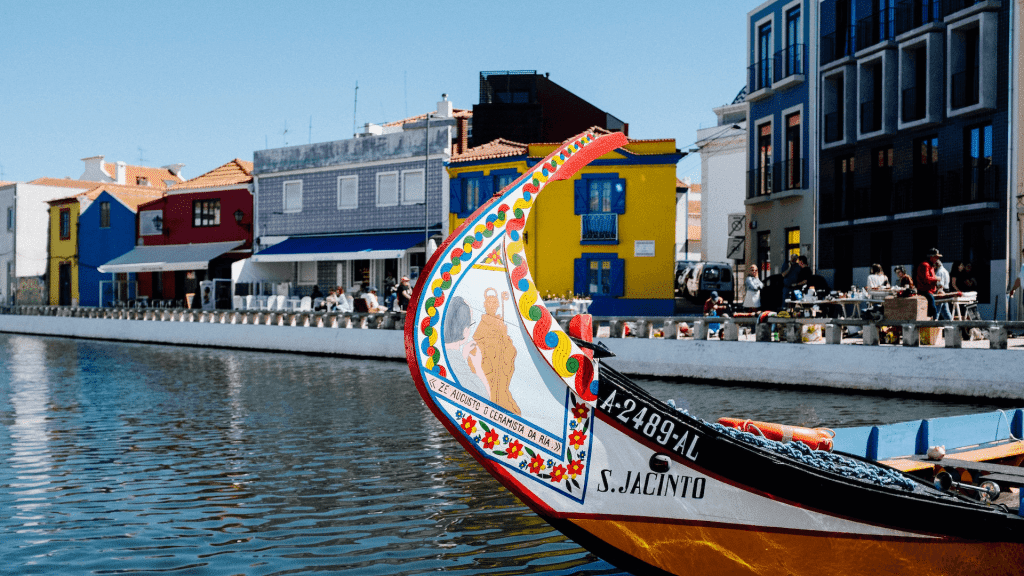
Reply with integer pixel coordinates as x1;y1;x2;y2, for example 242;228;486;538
863;249;980;320
308;276;414;314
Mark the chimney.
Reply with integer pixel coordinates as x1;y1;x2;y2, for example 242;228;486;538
115;161;127;185
436;94;453;119
457;118;469;155
80;155;111;181
362;122;383;137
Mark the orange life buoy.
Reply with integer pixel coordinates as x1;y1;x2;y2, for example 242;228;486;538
718;417;835;452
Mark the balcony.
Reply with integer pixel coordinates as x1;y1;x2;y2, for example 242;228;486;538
747;60;774;101
943;164;1000;207
944;0;1002;21
821;25;856;67
772;44;805;90
901;86;926;122
824;111;844;143
895;0;942;36
856;7;896;52
951;67;980;109
778;158;805;192
581;213;618;243
860;99;882;133
747;166;775;199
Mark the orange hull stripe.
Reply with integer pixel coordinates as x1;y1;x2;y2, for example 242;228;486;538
570;517;1024;576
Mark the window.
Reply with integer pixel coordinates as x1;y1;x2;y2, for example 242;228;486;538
575;175;625;243
902;46;928;123
785;228;801;260
757;231;771;277
450;172;491;218
783;112;801;190
912;136;939;210
835;155;856;220
870;147;894;214
376;172;399;207
401;169;425;204
783;7;802;77
283;180;303;213
964;123;993;203
59;208;71;240
463;177;482;213
952;26;980;109
754;122;773;196
337;175;358;210
192;199;221;227
824;73;844;143
99;201;110;228
493;171;518;192
298;261;317;285
757;22;772;90
6;207;13;230
573;254;624;297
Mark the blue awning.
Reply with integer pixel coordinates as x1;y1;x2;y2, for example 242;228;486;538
250;232;424;263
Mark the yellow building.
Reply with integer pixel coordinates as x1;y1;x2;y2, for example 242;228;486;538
48;196;80;305
447;132;682;316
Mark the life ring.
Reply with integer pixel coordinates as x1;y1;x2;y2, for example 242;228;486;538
718;417;835;451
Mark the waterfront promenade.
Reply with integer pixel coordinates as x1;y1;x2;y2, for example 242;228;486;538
2;306;1023;400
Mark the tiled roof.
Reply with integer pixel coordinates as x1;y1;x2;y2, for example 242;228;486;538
30;177;101;189
0;181;13;187
104;162;183;187
382;108;472;127
169;159;252;190
48;182;165;212
450;138;528;163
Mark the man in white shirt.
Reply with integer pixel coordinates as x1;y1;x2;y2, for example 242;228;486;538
364;288;387;313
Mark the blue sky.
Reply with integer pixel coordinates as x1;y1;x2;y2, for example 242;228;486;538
0;1;752;184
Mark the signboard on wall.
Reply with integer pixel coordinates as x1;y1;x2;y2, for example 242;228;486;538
634;240;655;257
139;210;163;236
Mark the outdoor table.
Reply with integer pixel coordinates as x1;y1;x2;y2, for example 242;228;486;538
935;292;978;320
835;297;885;319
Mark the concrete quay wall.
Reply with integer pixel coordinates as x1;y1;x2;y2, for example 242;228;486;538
1;315;1021;401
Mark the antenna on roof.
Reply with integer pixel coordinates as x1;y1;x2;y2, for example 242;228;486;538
353;81;359;137
282;121;288;146
309;116;312;144
404;71;408;118
138;147;147;164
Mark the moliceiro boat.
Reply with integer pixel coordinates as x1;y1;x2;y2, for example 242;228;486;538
404;130;1024;575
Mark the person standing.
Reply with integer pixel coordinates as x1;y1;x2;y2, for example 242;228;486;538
1009;249;1024;299
397;276;413;311
915;248;942;318
933;259;951;320
743;264;763;311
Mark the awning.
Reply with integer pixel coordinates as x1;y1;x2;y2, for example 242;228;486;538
97;241;244;273
250;232;424;263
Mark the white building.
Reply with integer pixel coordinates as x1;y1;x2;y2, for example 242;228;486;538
697;91;748;263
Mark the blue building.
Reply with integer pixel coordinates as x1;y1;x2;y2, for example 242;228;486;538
744;0;820;280
249;96;470;296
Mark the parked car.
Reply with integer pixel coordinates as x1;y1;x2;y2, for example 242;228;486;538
681;261;735;303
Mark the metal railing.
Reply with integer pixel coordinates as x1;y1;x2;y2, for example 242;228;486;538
860;99;882;133
824;111;843;143
821;25;856;66
581;213;618;242
748;166;774;198
748;59;773;93
773;44;805;81
778;158;804;191
951;67;980;109
895;0;942;35
856;7;896;51
902;86;926;122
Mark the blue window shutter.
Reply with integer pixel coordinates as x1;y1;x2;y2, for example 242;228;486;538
480;176;494;205
574;180;588;215
610;258;625;297
450;177;463;216
611;178;626;214
574;258;587;296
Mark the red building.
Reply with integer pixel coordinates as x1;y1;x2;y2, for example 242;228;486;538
100;159;253;308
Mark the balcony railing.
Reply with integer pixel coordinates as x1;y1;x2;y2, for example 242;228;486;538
773;44;805;81
856;7;896;51
895;0;942;36
748;166;775;199
902;86;926;122
778;158;805;191
821;25;856;66
944;164;999;206
748;59;773;93
951;67;980;109
860;99;882;133
944;0;990;15
824;111;844;143
581;213;618;242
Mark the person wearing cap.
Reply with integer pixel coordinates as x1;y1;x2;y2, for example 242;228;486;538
397;276;413;311
916;248;942;318
364;287;387;313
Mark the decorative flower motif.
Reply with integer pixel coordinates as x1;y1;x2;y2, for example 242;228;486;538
501;434;511;445
506;439;524;460
569;430;588;450
461;415;477;436
571;401;588;421
577;451;587;460
482;429;499;450
569;420;578;430
549;465;567;483
519;460;527;470
546;459;554;469
527;454;546;474
456;410;464;420
567;458;585;479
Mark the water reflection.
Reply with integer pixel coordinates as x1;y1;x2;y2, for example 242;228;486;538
0;334;1010;575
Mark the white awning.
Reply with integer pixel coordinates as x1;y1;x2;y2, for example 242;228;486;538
97;241;243;273
232;259;293;283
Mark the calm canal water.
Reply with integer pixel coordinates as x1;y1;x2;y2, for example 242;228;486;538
0;334;1013;575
